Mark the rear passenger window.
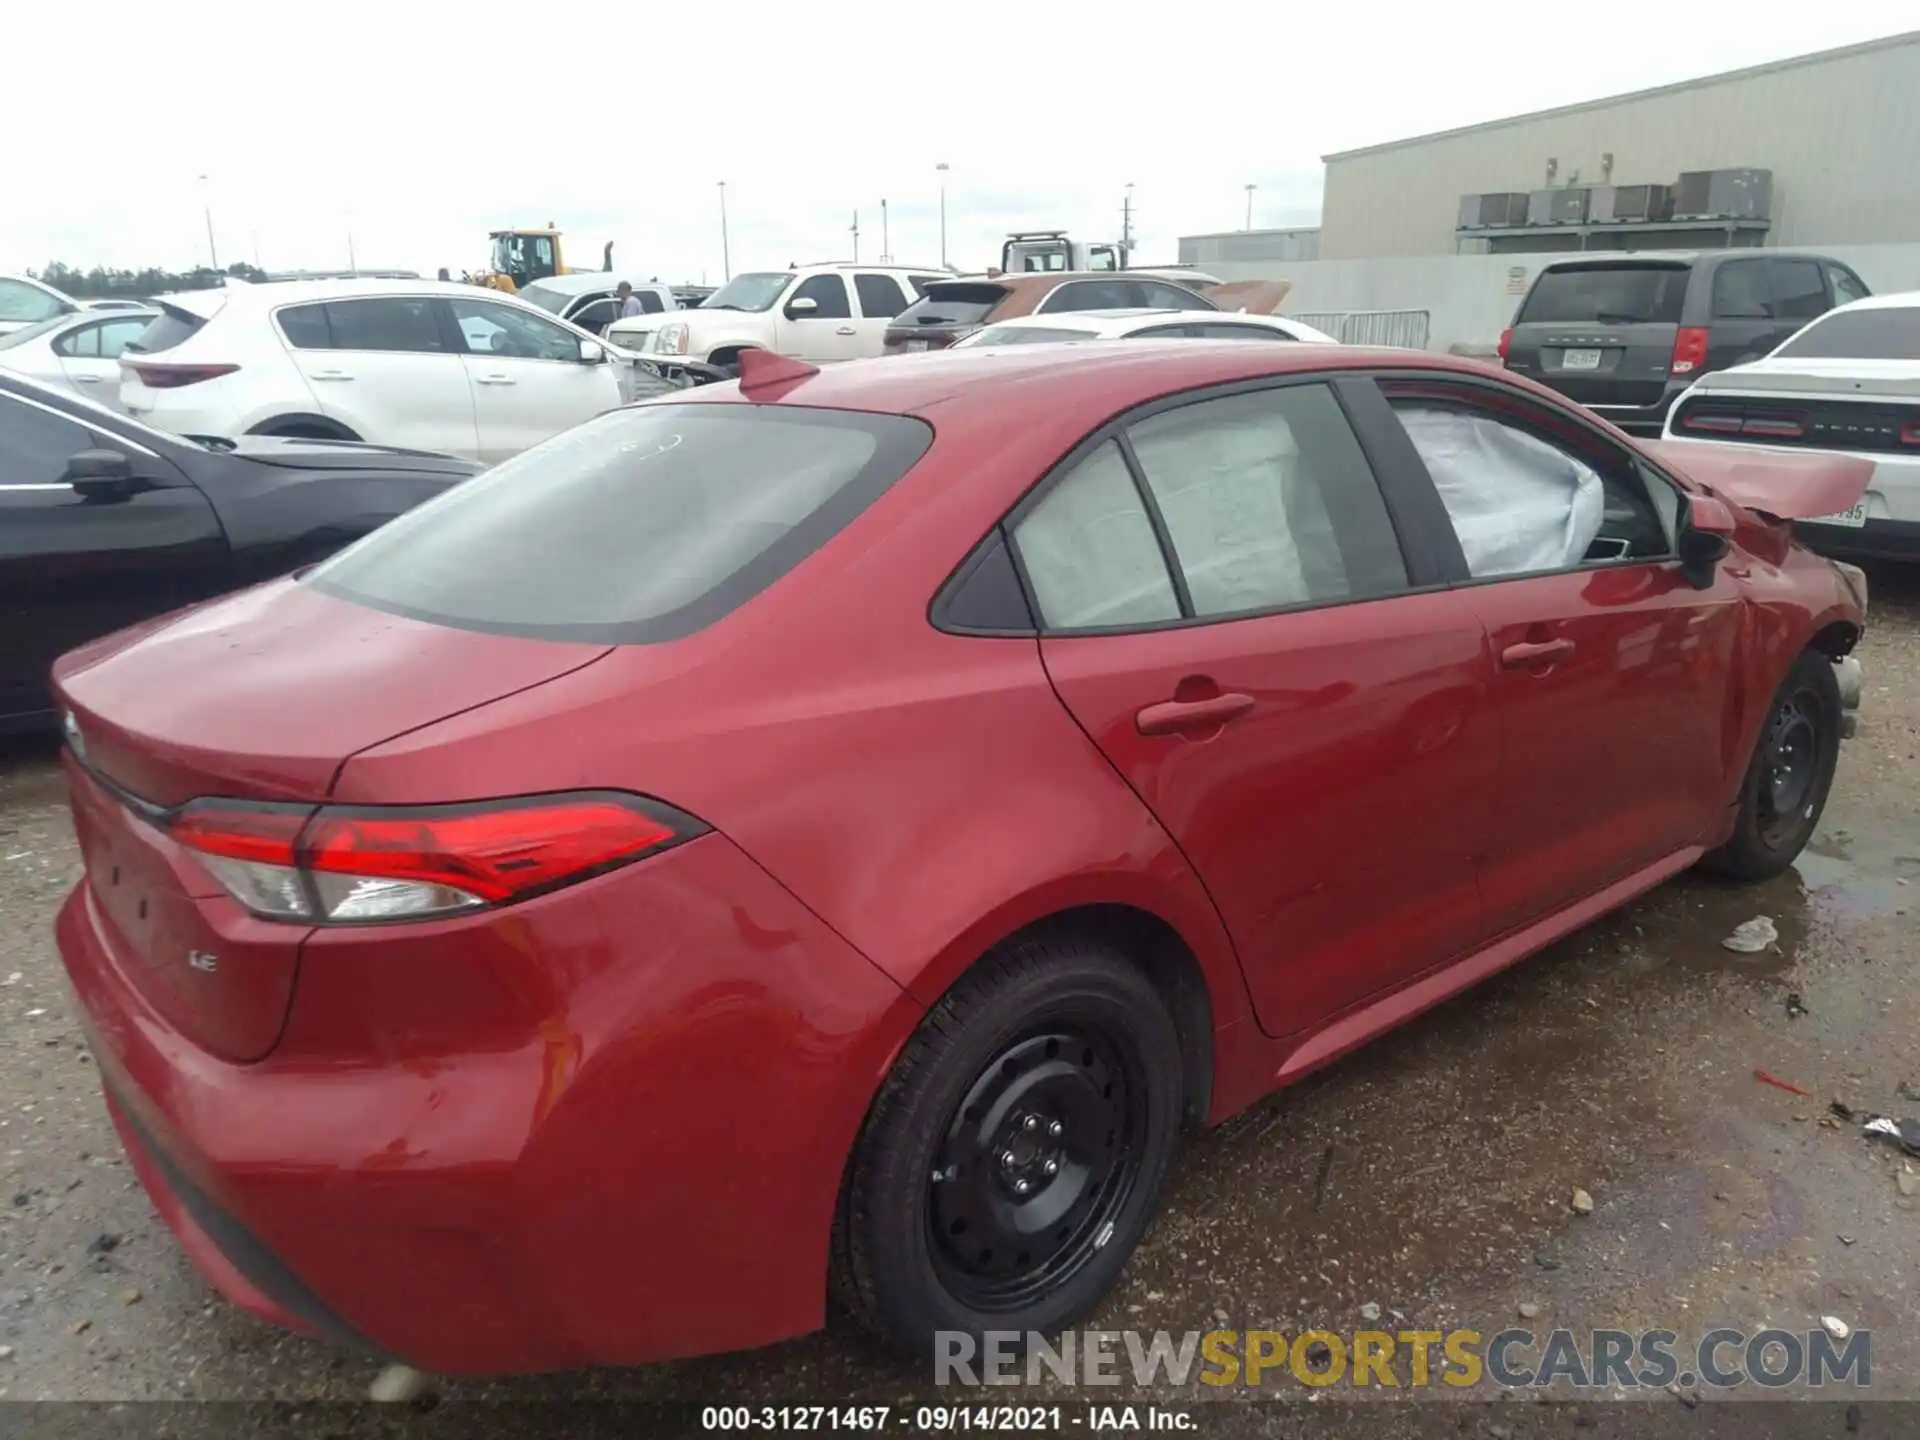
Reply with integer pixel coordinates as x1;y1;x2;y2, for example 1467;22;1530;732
1712;261;1773;319
854;274;909;318
1041;281;1135;313
277;304;331;349
1770;260;1829;322
1190;324;1295;342
638;290;666;314
325;298;447;353
1140;282;1210;311
1127;387;1407;616
1011;442;1180;630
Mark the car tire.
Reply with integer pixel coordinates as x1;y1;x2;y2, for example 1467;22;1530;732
832;930;1184;1357
1699;649;1842;881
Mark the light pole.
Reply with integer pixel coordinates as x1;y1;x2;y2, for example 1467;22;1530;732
198;174;219;271
936;162;950;268
1121;182;1135;262
718;181;731;281
880;198;890;263
1244;183;1257;231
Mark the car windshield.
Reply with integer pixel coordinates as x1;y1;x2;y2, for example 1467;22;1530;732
699;273;792;312
1517;265;1691;326
304;403;934;645
516;282;571;316
1773;307;1920;362
965;325;1099;347
0;315;70;350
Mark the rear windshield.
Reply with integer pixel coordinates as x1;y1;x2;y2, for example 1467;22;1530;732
124;304;208;355
894;283;1011;328
516;282;571;315
968;325;1097;346
1516;265;1690;326
1774;307;1920;361
305;404;933;644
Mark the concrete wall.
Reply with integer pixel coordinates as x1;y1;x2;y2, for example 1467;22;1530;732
1202;244;1920;355
1179;229;1321;265
1318;33;1920;258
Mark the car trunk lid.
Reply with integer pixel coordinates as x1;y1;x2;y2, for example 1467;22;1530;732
54;579;612;1062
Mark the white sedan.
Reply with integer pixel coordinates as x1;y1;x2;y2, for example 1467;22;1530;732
951;308;1337;349
1660;290;1920;561
0;306;156;412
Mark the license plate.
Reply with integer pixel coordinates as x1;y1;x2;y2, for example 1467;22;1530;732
905;340;929;352
1561;348;1603;370
1804;501;1868;529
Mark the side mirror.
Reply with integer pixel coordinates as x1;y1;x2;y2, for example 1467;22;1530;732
1679;493;1735;589
784;296;819;318
64;449;138;502
577;339;607;364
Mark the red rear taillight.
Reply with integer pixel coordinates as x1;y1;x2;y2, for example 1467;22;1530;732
166;792;702;924
1497;329;1512;364
1901;419;1920;446
1741;415;1807;438
1670;327;1710;375
1681;410;1744;434
125;361;240;388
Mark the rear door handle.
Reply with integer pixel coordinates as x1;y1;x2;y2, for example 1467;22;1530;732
475;374;515;385
1501;638;1575;669
310;369;354;381
73;374;103;384
835;325;857;336
1135;693;1256;736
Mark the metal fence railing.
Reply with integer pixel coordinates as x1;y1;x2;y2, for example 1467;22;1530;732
1285;309;1432;350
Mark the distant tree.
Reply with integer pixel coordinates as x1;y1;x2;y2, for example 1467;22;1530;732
27;259;265;301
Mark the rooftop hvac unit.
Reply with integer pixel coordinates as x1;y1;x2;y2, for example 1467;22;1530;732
1672;168;1773;221
1589;183;1671;224
1527;187;1591;225
1458;193;1530;228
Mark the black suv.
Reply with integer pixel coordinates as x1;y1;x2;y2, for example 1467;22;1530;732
1500;252;1871;434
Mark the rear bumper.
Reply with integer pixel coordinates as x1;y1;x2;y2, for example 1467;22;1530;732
56;829;920;1374
1797;517;1920;562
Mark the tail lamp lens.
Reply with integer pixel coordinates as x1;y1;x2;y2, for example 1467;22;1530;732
1671;327;1710;375
125;362;241;388
1496;328;1512;364
166;793;701;924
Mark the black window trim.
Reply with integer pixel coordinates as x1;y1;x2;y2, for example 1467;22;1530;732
932;370;1451;641
1368;367;1685;587
51;319;108;360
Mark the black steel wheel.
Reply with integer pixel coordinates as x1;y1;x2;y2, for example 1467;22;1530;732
832;929;1184;1355
1701;649;1842;881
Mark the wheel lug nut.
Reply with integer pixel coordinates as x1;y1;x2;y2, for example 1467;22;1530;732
1014;1179;1031;1195
1000;1150;1016;1169
1043;1159;1059;1176
1023;1115;1040;1132
1048;1120;1064;1139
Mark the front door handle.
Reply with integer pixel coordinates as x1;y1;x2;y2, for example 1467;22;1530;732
1135;692;1256;736
73;374;104;384
475;374;516;385
310;369;354;381
1501;638;1575;669
835;325;857;336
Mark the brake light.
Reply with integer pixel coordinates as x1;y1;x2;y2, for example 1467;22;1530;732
1902;419;1920;446
1741;415;1807;438
1681;410;1744;434
1671;327;1709;375
1497;329;1512;364
166;792;702;923
125;361;240;389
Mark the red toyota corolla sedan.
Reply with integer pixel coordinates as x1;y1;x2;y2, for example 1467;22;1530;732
51;343;1869;1374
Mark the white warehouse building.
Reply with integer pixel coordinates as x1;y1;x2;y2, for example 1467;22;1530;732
1315;30;1920;260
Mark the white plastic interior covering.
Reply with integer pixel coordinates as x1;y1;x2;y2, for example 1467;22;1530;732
1396;405;1606;577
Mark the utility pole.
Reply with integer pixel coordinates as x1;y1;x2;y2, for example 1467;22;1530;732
199;174;219;270
850;210;860;263
936;162;950;268
881;199;890;263
718;181;731;281
1244;183;1257;231
347;230;358;275
1120;183;1135;263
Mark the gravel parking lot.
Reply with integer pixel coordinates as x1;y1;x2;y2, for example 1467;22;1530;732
1;566;1917;1421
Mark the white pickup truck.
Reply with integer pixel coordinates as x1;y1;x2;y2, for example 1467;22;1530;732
608;262;948;395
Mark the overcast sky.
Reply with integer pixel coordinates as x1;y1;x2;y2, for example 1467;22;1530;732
10;5;1915;283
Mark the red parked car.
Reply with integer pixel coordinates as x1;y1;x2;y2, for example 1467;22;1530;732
52;343;1869;1375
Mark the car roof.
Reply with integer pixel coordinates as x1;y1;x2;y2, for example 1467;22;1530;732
988;308;1248;330
178;277;519;306
671;342;1485;426
1538;249;1853;273
1821;289;1920;314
